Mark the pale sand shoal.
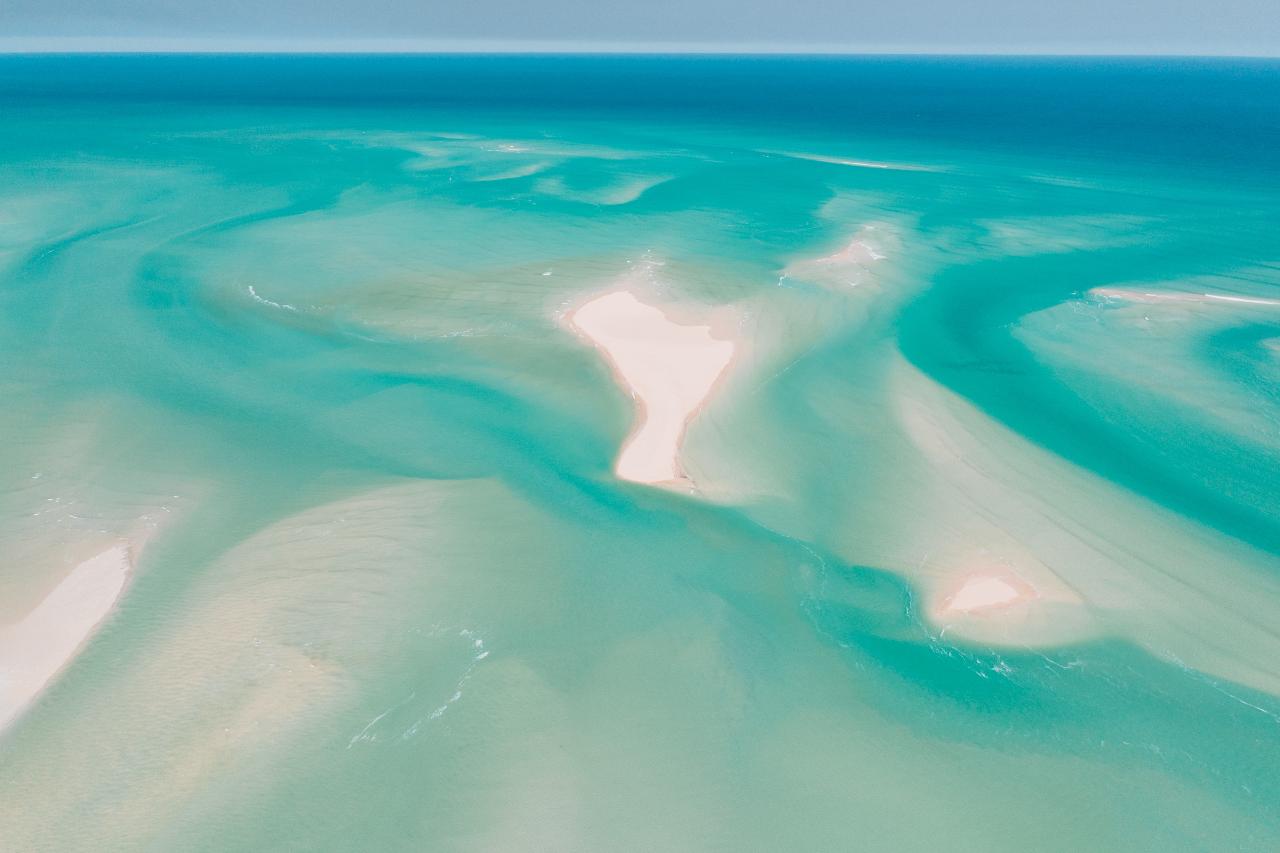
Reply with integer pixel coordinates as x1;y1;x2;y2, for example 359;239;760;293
569;290;735;487
1091;287;1280;307
941;574;1033;614
780;226;893;292
764;150;943;172
0;544;131;731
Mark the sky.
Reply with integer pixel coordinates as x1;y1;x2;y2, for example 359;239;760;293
1;0;1278;56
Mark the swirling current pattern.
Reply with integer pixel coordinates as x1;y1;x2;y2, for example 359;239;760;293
0;56;1278;851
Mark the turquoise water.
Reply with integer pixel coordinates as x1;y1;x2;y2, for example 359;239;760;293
1;56;1279;850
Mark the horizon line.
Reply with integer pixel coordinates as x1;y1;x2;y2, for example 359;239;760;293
1;37;1277;59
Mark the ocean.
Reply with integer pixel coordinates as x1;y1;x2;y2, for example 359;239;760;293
1;54;1278;850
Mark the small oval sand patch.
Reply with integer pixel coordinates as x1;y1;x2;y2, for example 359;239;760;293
943;575;1030;614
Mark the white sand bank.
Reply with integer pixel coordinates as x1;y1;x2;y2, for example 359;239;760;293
941;575;1032;614
0;544;132;731
1091;287;1280;307
569;290;735;487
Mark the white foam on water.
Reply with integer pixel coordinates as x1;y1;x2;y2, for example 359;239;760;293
247;285;299;312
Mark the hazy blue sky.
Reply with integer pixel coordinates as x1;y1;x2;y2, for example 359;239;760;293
1;0;1277;55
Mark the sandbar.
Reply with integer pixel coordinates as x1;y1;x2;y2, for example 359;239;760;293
1091;287;1280;307
0;544;131;731
765;150;941;172
569;290;735;487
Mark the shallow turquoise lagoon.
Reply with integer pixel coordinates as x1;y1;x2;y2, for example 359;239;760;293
1;56;1278;850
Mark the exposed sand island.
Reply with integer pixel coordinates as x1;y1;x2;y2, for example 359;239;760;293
941;574;1034;614
0;544;132;731
569;290;735;487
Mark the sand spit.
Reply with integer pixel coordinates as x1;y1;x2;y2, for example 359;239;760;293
569;290;736;488
1091;287;1280;307
0;544;132;732
765;150;942;172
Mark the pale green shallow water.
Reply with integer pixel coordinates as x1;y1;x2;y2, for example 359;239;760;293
1;56;1279;851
